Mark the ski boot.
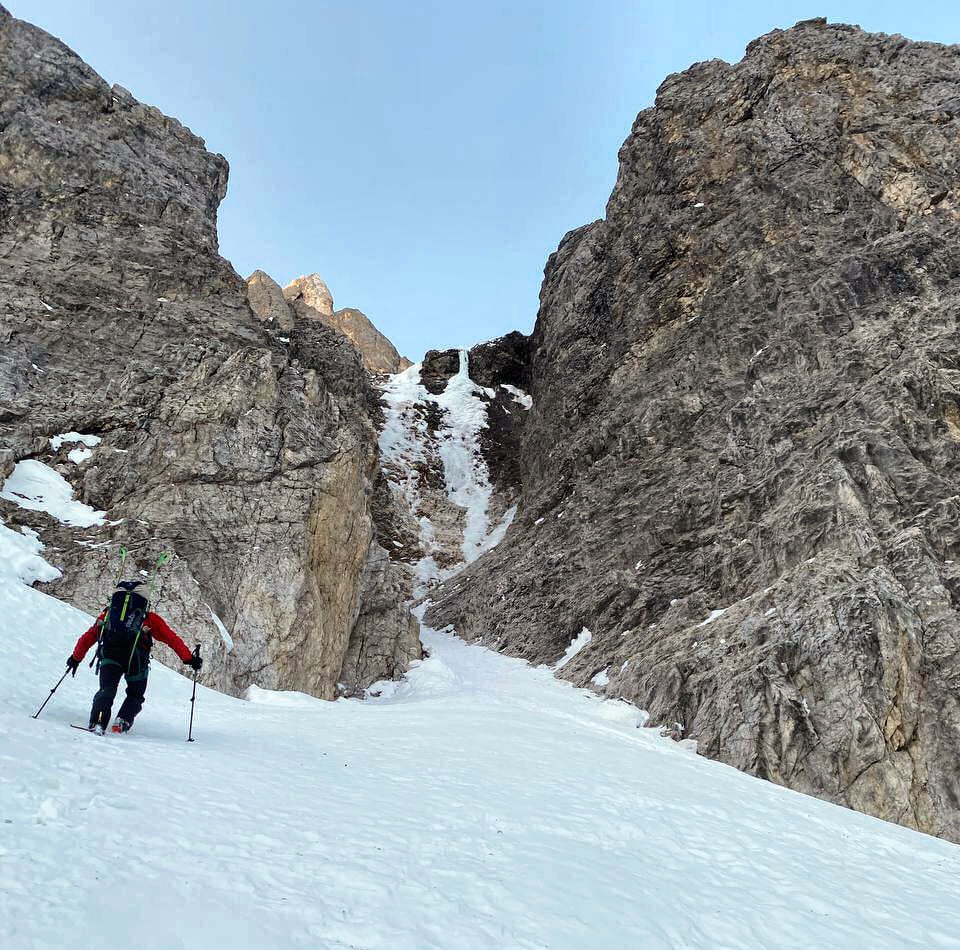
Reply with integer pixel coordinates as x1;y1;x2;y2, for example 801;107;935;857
111;718;131;734
89;722;105;736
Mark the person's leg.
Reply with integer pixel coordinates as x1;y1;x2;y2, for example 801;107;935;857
89;662;123;728
116;657;148;728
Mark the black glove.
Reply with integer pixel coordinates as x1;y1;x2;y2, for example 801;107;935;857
186;651;203;671
66;655;79;677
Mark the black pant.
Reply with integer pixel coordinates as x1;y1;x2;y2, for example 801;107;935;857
89;653;149;728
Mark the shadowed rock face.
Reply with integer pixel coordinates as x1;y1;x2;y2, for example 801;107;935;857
421;348;461;395
468;332;532;391
428;18;960;841
0;6;418;699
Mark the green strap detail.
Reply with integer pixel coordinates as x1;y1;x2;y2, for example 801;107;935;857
126;627;142;673
120;594;130;622
100;657;122;669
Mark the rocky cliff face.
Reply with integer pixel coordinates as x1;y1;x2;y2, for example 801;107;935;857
0;6;418;699
428;19;960;841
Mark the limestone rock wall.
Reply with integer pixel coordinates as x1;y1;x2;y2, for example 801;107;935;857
0;5;418;699
428;19;960;841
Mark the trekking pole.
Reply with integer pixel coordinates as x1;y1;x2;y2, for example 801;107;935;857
187;644;200;742
32;668;71;719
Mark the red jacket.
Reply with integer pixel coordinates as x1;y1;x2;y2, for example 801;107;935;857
72;610;193;664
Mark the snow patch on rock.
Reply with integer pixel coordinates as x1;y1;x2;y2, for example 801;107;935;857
698;608;728;627
591;668;610;687
501;383;533;409
49;432;101;451
1;460;106;528
555;627;593;671
67;447;93;465
206;605;234;653
0;520;61;586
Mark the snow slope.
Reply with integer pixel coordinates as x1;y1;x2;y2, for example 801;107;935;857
2;536;960;948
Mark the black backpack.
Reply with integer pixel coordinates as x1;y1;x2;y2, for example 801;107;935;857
99;587;152;657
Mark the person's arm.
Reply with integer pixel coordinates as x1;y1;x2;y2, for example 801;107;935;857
146;612;195;664
71;611;105;662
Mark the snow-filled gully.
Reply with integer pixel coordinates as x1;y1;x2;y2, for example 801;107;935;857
2;362;960;948
378;350;515;594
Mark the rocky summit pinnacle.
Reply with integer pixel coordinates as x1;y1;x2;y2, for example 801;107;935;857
284;273;335;317
282;274;411;374
426;18;960;842
245;270;409;373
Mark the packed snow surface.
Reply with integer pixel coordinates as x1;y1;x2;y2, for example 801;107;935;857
1;459;105;527
0;519;62;586
6;563;960;947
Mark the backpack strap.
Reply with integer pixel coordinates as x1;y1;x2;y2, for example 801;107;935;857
89;614;108;672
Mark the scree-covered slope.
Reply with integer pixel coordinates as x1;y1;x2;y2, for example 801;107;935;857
2;524;959;949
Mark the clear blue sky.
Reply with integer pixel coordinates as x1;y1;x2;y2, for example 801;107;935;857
13;2;960;360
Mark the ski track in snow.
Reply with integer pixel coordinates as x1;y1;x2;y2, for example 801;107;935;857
2;556;960;948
